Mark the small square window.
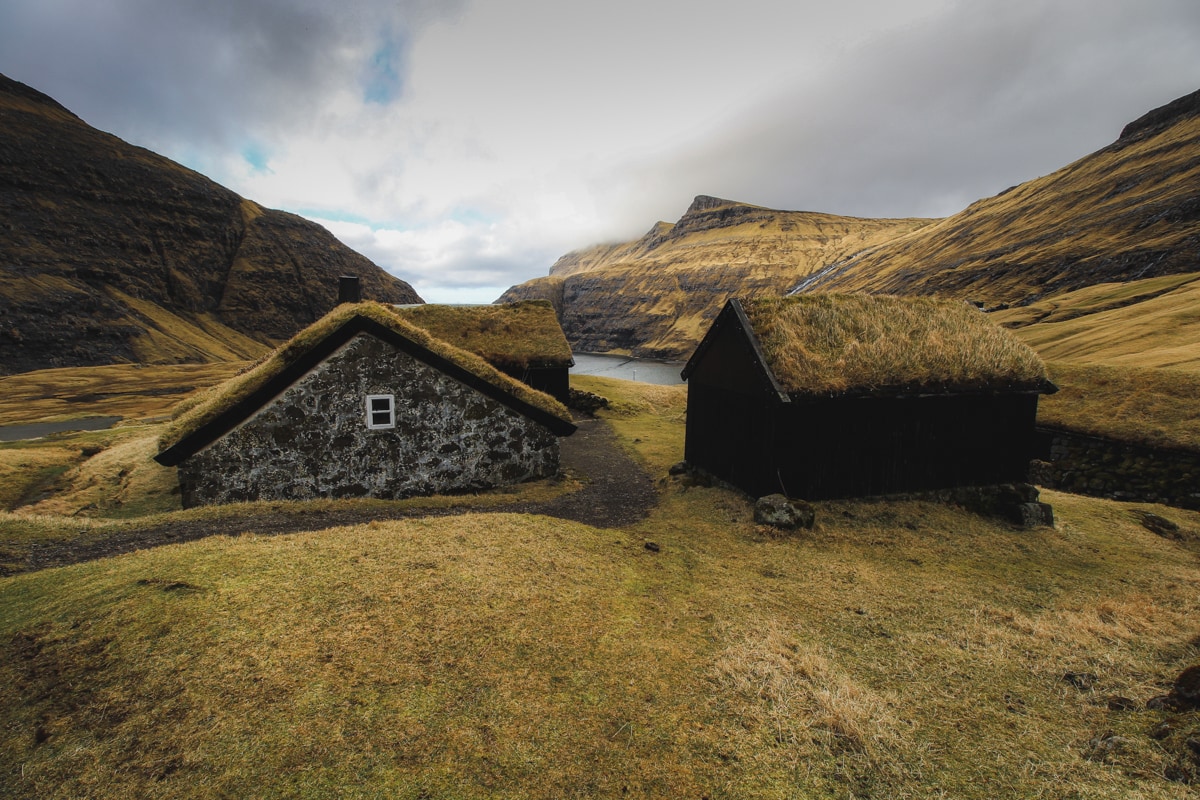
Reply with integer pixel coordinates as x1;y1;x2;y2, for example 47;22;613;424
365;394;395;429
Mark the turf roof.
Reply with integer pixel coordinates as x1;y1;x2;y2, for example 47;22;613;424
158;302;573;455
737;294;1052;397
394;301;573;370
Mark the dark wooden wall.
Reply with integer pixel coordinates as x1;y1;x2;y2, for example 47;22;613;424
502;365;570;405
687;384;1042;500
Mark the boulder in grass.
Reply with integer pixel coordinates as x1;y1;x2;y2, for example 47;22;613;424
754;494;815;531
1171;664;1200;710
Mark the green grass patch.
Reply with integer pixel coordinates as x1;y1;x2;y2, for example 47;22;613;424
572;374;687;475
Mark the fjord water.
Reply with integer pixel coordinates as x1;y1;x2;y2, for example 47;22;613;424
570;353;685;385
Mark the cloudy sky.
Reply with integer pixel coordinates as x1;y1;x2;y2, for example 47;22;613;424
3;0;1199;302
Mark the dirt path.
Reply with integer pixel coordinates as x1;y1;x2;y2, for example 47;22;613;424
12;416;658;574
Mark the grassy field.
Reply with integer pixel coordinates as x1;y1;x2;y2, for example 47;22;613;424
996;273;1200;374
1039;362;1200;452
0;362;251;426
2;374;1199;798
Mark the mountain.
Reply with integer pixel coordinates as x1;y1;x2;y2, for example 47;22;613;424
505;89;1200;366
0;74;420;376
800;88;1200;306
499;196;932;358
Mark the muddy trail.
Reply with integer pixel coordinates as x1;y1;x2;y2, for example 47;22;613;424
12;416;659;575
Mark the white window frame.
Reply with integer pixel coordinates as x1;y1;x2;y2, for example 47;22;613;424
365;394;396;429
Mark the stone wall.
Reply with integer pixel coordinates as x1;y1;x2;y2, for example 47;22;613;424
1031;427;1200;510
178;333;560;506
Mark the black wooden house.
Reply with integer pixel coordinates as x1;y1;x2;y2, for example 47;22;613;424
681;295;1057;500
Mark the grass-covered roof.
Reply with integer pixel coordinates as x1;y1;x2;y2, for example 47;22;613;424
394;301;573;370
741;294;1051;397
158;302;572;454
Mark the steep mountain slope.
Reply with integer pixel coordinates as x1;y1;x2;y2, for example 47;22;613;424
506;89;1200;365
801;88;1200;307
500;196;932;358
0;74;420;376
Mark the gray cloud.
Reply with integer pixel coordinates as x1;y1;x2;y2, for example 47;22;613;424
3;0;1199;297
637;0;1200;221
0;0;458;158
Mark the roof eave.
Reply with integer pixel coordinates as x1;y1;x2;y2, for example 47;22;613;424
681;298;791;403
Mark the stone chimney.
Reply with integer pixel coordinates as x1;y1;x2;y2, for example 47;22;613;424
338;275;362;305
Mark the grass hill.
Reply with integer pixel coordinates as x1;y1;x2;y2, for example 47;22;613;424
806;88;1200;308
505;89;1200;366
1;374;1199;798
499;196;931;359
0;74;421;376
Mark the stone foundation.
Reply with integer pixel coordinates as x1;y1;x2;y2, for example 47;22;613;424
1031;427;1200;510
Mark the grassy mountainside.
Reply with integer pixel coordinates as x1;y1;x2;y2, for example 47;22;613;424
506;89;1200;363
802;89;1200;307
500;196;931;359
993;272;1200;372
1;375;1199;798
0;74;420;376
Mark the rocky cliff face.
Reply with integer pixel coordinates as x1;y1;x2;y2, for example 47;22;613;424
500;196;932;358
0;74;420;375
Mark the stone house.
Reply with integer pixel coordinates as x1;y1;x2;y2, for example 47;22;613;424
681;294;1057;500
154;302;576;507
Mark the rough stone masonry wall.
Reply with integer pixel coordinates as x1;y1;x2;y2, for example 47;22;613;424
178;333;560;506
1031;427;1200;510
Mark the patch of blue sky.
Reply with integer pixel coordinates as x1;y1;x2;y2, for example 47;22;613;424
363;37;405;105
449;206;499;226
241;142;272;174
294;207;409;231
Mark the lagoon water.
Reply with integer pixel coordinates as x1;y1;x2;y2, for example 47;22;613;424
0;415;123;442
570;353;685;385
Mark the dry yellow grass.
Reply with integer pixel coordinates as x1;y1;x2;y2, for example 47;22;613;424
394;301;573;369
0;444;80;511
741;294;1049;395
108;287;272;365
0;362;249;426
502;202;933;359
572;374;687;476
19;431;178;518
3;488;1198;798
997;273;1200;372
810;112;1200;306
2;377;1200;797
0;425;179;517
1038;362;1200;451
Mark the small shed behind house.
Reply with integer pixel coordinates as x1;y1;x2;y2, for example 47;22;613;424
681;295;1057;500
394;301;574;404
155;302;575;507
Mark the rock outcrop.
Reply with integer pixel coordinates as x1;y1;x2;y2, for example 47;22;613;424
0;74;420;375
